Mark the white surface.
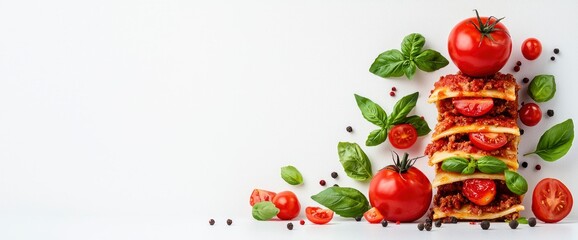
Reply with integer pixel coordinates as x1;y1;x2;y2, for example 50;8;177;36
1;0;578;239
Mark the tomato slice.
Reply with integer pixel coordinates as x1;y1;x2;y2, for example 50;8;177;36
462;179;496;206
363;207;384;224
250;189;276;206
305;206;334;224
452;98;494;117
388;124;418;149
532;178;573;223
469;132;508;151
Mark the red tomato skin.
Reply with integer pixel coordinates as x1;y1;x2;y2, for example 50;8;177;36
469;132;508;151
272;191;301;220
519;103;542;126
462;179;497;206
388;124;418;149
363;207;384;223
368;166;432;222
452;98;494;117
532;178;573;223
249;189;276;206
522;38;542;60
448;17;512;77
305;207;334;224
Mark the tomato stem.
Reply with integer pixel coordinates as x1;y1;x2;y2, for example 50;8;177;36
469;9;509;46
391;151;424;173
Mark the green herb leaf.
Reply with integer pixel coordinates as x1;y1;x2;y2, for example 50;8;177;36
403;61;417;79
311;186;370;218
280;165;303;185
461;159;476;175
477;156;508;174
401;33;425;58
516;217;529;224
337;142;372;181
252;201;280;221
528;75;556;102
388;92;419;125
414;49;450;72
525;119;574;161
369;49;406;78
366;128;388;146
404;115;431;136
441;157;469;173
504;170;528;195
354;94;388;128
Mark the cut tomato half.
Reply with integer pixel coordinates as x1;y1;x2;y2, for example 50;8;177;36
363;207;384;223
469;132;508;151
305;206;334;224
250;189;276;206
452;98;494;117
532;178;573;223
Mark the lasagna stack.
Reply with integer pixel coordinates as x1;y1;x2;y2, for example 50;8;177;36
425;72;524;221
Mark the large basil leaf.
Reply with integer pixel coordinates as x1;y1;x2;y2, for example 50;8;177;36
504;170;528;195
414;49;450;72
354;94;388;128
477;156;508;174
252;201;280;221
280;165;303;185
337;142;372;181
401;33;425;58
404;115;431;136
366;128;387;146
403;60;417;79
528;75;556;102
369;49;406;78
525;119;574;162
311;187;370;218
440;157;469;173
388;92;419;125
461;160;476;175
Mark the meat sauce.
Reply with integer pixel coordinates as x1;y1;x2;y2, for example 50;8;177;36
433;72;517;93
437;98;518;119
425;133;518;159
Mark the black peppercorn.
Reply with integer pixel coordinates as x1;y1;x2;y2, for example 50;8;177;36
417;222;425;231
554;48;560;54
547;109;554;117
333;184;339;187
287;222;293;230
209;219;215;225
425;222;432;231
514;65;520;72
516;61;522;66
355;216;362;222
450;216;458;223
227;219;233;225
381;220;388;227
551;56;556;61
425;218;432;225
346;126;353;132
522;78;529;84
435;219;442;227
528;217;537;227
481;220;490;230
331;172;338;179
509;220;519;229
520;129;525;135
521;161;528;168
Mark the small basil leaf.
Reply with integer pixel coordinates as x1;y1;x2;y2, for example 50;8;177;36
516;217;529;224
403;60;417;79
505;170;528;195
525;119;574;161
354;94;388;128
388;92;419;125
280;165;303;185
461;160;476;175
441;157;469;173
311;186;370;218
252;201;280;221
366;128;387;146
369;49;406;78
414;49;450;72
528;75;556;102
337;142;372;181
477;156;508;174
404;115;431;136
401;33;425;58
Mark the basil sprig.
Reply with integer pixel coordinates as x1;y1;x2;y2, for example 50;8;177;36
440;156;507;174
504;170;528;195
337;142;372;181
524;119;574;162
252;201;280;221
369;33;449;80
528;75;556;102
354;92;431;146
311;186;370;218
280;165;303;185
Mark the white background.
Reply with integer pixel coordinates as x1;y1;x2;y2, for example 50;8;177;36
1;0;578;239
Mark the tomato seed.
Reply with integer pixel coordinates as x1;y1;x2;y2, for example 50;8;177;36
346;126;353;132
547;109;554;117
554;48;560;54
381;220;388;227
319;180;326;186
528;217;537;227
417;223;425;231
287;222;293;230
516;61;522;66
513;65;520;72
300;219;305;225
535;164;542;170
226;219;233;225
481;220;490;230
209;219;215;225
390;91;395;97
522;77;529;83
331;172;338;179
521;161;528;168
551;56;556;61
391;86;397;91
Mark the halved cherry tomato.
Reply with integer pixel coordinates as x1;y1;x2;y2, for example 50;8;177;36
250;189;276;206
462;179;496;206
305;206;334;224
532;178;573;223
522;38;542;61
519;103;542;126
469;132;508;151
388;124;418;149
363;207;384;224
452;98;494;117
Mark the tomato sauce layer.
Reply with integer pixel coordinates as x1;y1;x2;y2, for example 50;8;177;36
425;133;517;159
437;98;518;120
432;72;518;93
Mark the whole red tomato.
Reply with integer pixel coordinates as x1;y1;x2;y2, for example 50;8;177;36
369;152;432;222
272;191;301;220
448;10;512;77
519;103;542;126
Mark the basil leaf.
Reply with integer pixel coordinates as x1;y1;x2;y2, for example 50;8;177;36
516;217;529;224
369;49;406;78
354;94;388;128
525;119;574;161
366;128;387;146
441;157;469;173
404;115;431;136
388;92;419;125
461;160;476;175
401;33;425;58
414;49;450;72
403;60;417;79
477;156;508;174
337;142;372;181
528;75;556;102
311;186;370;218
252;201;280;221
504;170;528;195
280;165;303;185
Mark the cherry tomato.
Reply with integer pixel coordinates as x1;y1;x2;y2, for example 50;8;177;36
305;206;334;224
448;10;512;77
522;38;542;60
249;189;276;206
462;179;496;206
469;132;508;151
519;103;542;126
452;98;494;117
388;124;418;149
532;178;573;223
272;191;301;220
363;207;384;224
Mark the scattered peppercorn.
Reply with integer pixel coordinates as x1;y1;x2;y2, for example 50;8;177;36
514;65;520;72
551;56;556;61
346;126;353;132
227;219;233;226
425;218;432;225
520;129;524;135
390;91;396;97
528;217;537;227
300;219;305;225
392;86;397;91
381;220;388;227
522;77;529;84
417;222;425;231
333;184;339;187
535;164;542;171
435;219;442;227
547;109;554;117
554;48;560;54
331;172;338;179
481;220;490;230
287;222;293;230
209;219;215;225
509;220;519;229
425;222;432;231
521;161;528;168
319;180;326;186
516;61;522;66
355;216;362;222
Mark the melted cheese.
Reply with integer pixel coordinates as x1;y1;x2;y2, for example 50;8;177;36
432;204;525;220
428;87;517;103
